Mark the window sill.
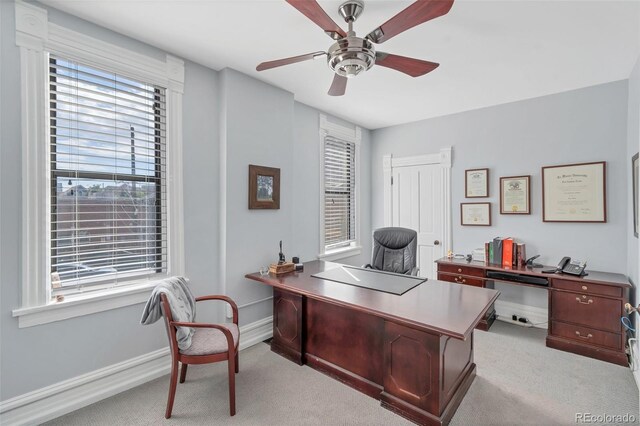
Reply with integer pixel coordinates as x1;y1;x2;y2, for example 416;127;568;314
318;245;362;262
11;281;158;328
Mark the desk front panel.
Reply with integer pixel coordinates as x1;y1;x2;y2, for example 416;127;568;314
305;298;384;385
270;288;477;425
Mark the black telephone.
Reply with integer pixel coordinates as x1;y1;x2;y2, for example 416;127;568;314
543;257;587;276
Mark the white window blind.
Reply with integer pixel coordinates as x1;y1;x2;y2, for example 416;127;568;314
324;136;356;249
49;56;167;290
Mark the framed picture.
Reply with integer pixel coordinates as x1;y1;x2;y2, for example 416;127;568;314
465;168;489;198
248;165;280;209
500;175;531;214
633;153;639;237
542;161;606;222
461;202;491;226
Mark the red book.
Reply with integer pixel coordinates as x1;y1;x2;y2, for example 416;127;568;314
502;238;513;268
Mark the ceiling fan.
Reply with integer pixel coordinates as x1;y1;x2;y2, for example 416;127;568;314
256;0;454;96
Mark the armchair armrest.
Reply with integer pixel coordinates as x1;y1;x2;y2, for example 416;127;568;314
170;321;236;351
195;295;238;324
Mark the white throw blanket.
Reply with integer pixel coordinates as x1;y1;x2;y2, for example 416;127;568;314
140;277;196;350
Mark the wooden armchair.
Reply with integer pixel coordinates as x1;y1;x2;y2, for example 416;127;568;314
160;293;239;418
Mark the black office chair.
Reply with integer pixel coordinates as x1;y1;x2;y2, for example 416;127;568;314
364;227;419;276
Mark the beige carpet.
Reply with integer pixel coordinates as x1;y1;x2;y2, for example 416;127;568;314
46;321;639;425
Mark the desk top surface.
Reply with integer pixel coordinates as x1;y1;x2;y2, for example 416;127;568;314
245;260;499;340
436;258;631;287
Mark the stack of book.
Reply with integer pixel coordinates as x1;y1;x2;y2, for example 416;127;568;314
483;237;526;268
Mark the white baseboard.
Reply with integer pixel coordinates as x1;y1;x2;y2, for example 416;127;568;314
239;315;273;350
0;347;171;426
630;338;640;391
0;317;273;426
494;300;548;329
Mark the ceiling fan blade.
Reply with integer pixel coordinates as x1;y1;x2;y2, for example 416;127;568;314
366;0;454;44
286;0;347;39
375;52;439;77
328;74;347;96
256;51;326;71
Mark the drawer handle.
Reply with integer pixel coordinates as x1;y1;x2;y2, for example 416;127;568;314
575;331;593;339
575;296;593;305
457;268;463;273
581;285;588;290
454;276;466;284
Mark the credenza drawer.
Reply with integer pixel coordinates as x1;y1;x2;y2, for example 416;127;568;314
438;264;484;278
552;278;622;298
551;291;622;333
551;321;622;350
438;273;484;287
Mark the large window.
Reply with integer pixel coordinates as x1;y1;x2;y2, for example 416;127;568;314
319;115;361;260
323;137;356;250
49;56;167;292
14;1;184;327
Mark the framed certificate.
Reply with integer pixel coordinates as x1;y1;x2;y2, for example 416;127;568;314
465;168;489;198
542;162;606;222
461;202;491;226
500;175;530;214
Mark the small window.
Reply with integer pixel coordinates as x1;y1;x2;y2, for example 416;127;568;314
323;136;357;251
49;56;167;292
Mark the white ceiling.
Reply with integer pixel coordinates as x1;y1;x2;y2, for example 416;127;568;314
40;0;640;129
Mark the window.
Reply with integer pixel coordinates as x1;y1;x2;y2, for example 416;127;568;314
49;57;167;292
319;115;361;260
13;1;184;327
323;137;356;250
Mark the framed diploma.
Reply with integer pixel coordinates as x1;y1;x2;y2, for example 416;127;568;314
465;168;489;198
633;153;638;237
542;161;606;223
461;202;491;226
500;175;531;214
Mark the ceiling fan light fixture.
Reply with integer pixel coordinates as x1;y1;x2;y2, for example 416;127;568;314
327;36;375;79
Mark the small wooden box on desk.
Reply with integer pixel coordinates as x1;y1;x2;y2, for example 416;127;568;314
436;257;632;366
269;262;295;275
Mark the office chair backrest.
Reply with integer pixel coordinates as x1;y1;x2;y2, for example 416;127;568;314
370;227;418;275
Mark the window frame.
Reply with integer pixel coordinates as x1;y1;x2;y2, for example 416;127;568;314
12;1;185;327
318;114;362;261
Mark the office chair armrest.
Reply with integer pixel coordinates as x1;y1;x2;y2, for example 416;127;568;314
195;295;238;324
170;321;237;351
362;264;373;269
410;267;420;277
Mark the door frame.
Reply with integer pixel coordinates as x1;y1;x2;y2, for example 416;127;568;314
382;147;453;257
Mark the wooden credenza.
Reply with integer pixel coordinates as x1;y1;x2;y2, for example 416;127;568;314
436;258;631;366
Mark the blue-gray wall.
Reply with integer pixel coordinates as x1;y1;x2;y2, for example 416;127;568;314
217;70;372;326
627;58;640;371
0;1;370;401
371;81;630;308
627;57;640;289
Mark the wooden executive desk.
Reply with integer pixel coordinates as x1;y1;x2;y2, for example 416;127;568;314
245;260;499;426
436;257;631;366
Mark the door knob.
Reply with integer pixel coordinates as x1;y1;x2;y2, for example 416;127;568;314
434;240;440;245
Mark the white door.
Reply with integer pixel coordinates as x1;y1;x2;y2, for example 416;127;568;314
390;164;444;279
